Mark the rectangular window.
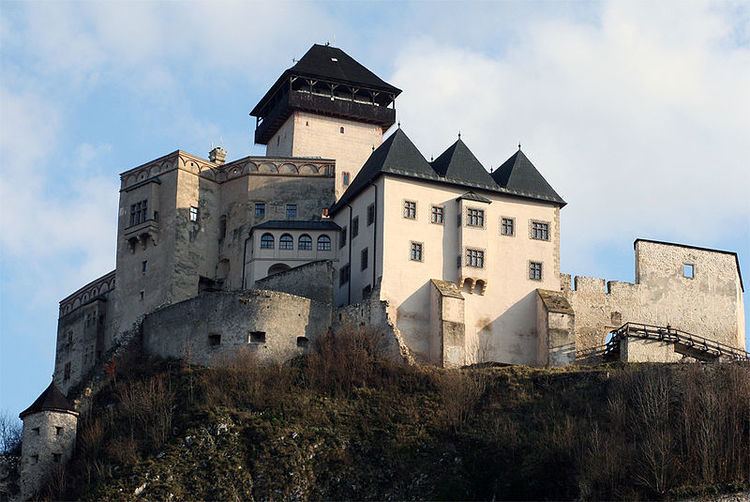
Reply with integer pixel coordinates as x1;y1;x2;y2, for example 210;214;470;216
141;260;147;274
361;247;369;271
501;217;515;236
55;426;63;436
340;227;347;249
63;362;71;381
531;221;550;241
286;204;297;220
249;331;266;344
467;208;485;227
410;242;423;262
430;205;444;224
129;200;148;226
367;204;375;226
339;264;350;286
208;333;221;347
53;453;62;463
342;171;351;186
352;216;359;239
683;263;695;279
32;427;40;436
255;202;266;218
466;249;485;268
189;206;199;222
403;200;417;219
529;261;543;281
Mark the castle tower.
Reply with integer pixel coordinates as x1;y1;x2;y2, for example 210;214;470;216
18;382;78;500
251;44;401;199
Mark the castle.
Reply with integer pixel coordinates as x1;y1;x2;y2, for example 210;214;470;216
13;43;747;500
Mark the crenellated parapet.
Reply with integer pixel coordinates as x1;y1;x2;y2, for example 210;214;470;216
59;271;116;318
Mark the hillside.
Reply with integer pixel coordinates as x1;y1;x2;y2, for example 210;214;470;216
41;331;749;501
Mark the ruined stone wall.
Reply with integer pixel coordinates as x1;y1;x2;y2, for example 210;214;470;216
563;240;745;353
254;260;334;304
142;290;331;366
19;411;77;500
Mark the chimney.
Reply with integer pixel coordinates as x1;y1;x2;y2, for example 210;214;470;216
209;146;226;165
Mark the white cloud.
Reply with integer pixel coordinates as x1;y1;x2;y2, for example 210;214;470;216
390;1;750;274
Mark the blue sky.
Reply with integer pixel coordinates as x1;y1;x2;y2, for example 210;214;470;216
1;1;748;422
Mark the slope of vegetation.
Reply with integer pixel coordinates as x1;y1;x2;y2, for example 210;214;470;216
41;330;749;501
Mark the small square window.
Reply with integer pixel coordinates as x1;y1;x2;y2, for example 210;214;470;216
529;262;543;281
255;203;266;218
501;217;515;236
467;208;484;227
55;426;63;436
367;204;375;226
208;333;221;347
431;205;444;224
403;201;417;219
410;242;423;262
297;336;309;348
53;453;61;463
189;206;199;222
683;263;695;279
32;427;40;436
286;204;297;220
249;331;266;344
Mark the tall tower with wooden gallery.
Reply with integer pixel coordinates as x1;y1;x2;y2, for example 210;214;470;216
251;44;401;199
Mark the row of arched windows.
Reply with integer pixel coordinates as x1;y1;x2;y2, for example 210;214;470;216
260;233;332;251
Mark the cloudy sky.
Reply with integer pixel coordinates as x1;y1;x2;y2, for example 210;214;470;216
1;0;748;419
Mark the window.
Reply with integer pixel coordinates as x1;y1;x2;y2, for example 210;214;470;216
683;263;695;279
207;334;221;347
299;234;312;251
367;204;375;226
361;247;368;271
467;208;485;227
53;453;62;463
431;205;444;224
189;206;199;222
219;215;227;239
139;290;144;301
129;200;148;226
403;200;417;219
279;233;294;250
63;362;71;381
501;217;515;236
255;202;266;218
342;171;351;186
141;260;147;274
410;242;423;262
32;427;40;436
297;336;309;348
249;331;266;344
362;285;372;298
340;227;347;248
286;204;297;220
31;455;39;464
529;261;543;281
339;264;350;286
466;249;485;268
55;426;63;436
531;221;550;241
260;233;274;249
318;235;332;251
352;217;359;239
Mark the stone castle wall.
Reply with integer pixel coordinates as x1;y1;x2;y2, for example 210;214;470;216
142;290;331;366
254;260;335;304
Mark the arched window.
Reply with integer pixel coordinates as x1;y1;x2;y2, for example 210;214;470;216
299;234;313;251
260;233;274;249
317;235;332;251
340;126;345;134
268;263;290;276
279;233;294;250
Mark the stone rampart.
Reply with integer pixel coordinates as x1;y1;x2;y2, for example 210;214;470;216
254;260;334;304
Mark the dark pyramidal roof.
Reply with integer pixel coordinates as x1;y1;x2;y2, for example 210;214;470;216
491;149;565;205
331;129;565;214
290;44;400;93
431;139;496;187
19;381;76;419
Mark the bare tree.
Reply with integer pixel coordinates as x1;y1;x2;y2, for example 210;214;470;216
0;410;22;456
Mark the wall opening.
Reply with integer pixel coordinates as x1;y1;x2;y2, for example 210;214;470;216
208;333;221;347
683;263;695;279
297;336;309;348
250;331;266;344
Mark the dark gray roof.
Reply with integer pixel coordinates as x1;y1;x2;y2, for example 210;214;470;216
491;149;565;205
431;139;496;187
290;44;400;93
19;382;76;419
331;129;566;215
458;191;492;204
252;220;341;232
331;128;433;213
